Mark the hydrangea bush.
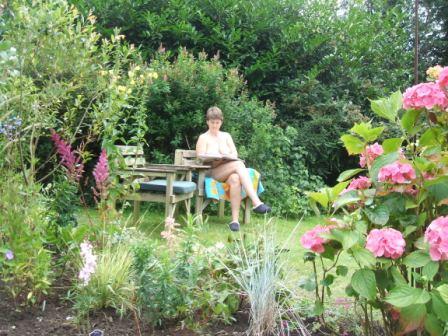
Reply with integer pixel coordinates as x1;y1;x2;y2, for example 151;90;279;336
301;66;448;335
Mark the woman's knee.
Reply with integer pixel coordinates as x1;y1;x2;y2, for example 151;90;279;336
227;173;240;186
235;161;247;174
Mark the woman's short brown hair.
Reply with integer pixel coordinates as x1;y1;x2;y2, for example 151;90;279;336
206;106;223;120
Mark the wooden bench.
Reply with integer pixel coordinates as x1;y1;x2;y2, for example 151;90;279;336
117;145;197;220
174;149;251;224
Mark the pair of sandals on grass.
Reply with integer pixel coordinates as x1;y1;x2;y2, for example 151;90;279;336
229;203;271;231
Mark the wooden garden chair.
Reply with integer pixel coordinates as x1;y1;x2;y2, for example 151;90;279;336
116;145;197;220
174;149;252;224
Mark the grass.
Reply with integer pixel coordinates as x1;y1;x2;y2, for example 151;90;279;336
77;203;357;301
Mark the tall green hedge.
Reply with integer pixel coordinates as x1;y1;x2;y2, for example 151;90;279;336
71;0;414;181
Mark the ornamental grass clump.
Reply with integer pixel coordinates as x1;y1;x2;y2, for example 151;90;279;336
224;220;310;336
302;65;448;336
74;242;136;321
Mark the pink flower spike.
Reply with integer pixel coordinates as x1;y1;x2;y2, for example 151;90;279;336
92;149;109;199
425;216;448;261
300;225;335;254
93;149;109;186
50;130;84;181
365;228;405;259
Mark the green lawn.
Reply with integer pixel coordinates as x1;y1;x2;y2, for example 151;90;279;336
78;204;356;302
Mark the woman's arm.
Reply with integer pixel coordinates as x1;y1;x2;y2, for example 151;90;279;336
226;133;238;158
196;134;207;156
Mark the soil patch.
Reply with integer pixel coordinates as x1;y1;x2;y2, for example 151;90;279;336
0;287;249;336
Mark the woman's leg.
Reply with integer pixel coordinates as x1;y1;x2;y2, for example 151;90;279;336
211;161;262;207
226;173;242;223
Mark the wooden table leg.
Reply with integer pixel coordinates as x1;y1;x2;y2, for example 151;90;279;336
133;200;141;223
165;173;174;217
243;197;251;224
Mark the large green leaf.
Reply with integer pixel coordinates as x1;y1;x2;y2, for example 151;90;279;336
436;284;448;304
382;138;403;154
370;90;402;122
340;134;365;155
364;205;390;226
351;268;376;300
401;109;421;133
403;251;431;268
337;168;365;182
333;190;361;210
350;122;384;142
424;176;448;203
424;313;444;336
312;300;324;316
390;266;407;286
414;157;436;172
390;90;404;116
330;229;361;250
331;181;350;199
350;245;376;267
400;304;426;334
370;152;399;183
419;127;443;147
385;285;430;308
431;292;448;322
422;262;439;281
307;191;329;208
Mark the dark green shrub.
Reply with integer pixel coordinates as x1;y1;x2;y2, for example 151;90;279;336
144;50;322;215
71;0;414;182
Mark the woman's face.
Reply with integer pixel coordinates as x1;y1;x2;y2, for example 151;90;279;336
207;118;222;132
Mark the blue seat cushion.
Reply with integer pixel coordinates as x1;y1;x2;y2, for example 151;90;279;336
139;179;197;194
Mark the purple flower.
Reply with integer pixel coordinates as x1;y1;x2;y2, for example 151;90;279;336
50;130;84;181
5;250;14;260
0;116;22;140
92;149;109;199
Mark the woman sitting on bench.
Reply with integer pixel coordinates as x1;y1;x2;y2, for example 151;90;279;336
196;106;271;231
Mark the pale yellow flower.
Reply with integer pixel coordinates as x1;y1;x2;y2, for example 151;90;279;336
427;65;443;80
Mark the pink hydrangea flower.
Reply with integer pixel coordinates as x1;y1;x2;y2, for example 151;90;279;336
365;228;405;259
343;176;371;193
424;216;448;261
378;162;416;184
359;143;383;168
422;172;435;181
300;225;335;254
437;67;448;88
402;82;448;110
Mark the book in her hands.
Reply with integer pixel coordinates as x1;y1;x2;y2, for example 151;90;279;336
199;153;242;163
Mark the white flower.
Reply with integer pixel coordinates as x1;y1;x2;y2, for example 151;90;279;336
79;241;97;286
215;242;225;250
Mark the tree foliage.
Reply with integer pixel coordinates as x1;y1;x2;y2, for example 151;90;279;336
71;0;415;181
